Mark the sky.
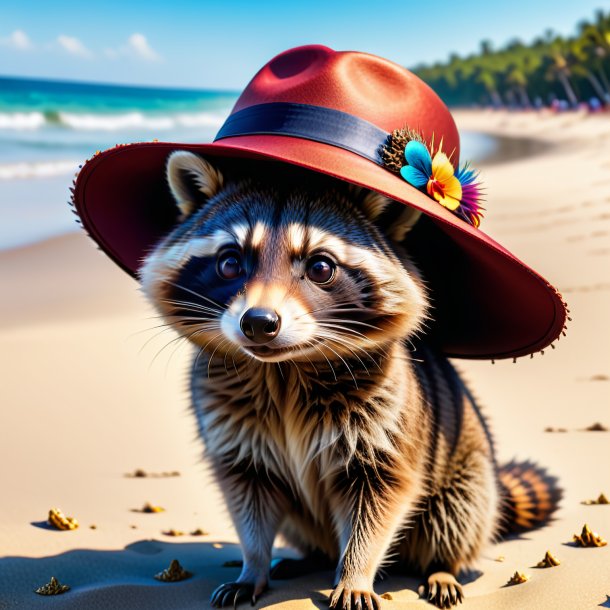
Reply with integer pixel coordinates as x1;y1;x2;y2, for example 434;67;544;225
0;0;607;91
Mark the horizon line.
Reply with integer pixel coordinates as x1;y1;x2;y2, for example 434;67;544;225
0;72;241;95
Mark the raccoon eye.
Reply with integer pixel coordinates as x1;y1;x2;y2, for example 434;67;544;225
217;250;242;280
306;255;336;285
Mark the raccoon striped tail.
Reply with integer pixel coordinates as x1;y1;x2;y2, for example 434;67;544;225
497;460;562;536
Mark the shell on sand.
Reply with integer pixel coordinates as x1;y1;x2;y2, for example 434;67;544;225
48;508;78;531
154;559;192;582
163;529;185;536
190;528;208;536
536;551;560;568
135;502;165;513
572;523;607;547
581;493;609;505
506;571;529;586
35;576;70;595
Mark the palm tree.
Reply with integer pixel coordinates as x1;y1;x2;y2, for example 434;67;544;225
570;36;608;102
577;20;610;101
544;37;580;106
410;9;610;109
474;68;503;107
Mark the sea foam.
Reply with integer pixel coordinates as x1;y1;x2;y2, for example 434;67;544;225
0;160;80;180
0;110;226;131
0;112;47;130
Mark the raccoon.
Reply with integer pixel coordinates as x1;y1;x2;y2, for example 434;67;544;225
139;151;560;609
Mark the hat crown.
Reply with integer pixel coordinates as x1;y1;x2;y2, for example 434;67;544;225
231;45;460;163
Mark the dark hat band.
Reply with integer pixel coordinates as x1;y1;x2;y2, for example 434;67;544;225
214;102;388;165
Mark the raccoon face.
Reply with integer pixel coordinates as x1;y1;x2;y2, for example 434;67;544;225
140;151;428;364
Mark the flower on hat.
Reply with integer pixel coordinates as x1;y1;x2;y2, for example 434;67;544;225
401;140;462;210
455;162;483;228
398;139;482;227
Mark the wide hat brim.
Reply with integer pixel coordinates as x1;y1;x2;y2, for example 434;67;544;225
72;133;567;361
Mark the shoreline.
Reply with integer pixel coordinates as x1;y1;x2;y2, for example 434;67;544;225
5;105;606;254
0;118;551;254
1;109;609;609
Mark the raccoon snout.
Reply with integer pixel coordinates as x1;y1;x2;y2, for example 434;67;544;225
240;308;281;344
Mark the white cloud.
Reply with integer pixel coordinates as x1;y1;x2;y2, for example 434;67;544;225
104;33;162;62
1;29;34;50
126;33;160;61
57;34;93;58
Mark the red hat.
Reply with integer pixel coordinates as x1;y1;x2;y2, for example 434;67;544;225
71;45;568;360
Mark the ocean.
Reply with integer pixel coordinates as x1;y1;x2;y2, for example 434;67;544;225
0;76;496;249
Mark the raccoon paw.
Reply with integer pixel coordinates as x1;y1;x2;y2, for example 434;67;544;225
328;584;383;610
210;581;267;607
419;572;463;608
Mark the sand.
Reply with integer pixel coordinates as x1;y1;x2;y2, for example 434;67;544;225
0;109;609;609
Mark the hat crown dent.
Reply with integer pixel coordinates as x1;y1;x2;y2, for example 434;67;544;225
230;45;461;166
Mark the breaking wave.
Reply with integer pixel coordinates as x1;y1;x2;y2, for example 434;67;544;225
0;110;227;131
0;159;80;180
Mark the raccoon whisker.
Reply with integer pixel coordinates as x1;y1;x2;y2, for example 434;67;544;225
162;307;222;320
309;340;338;381
294;304;379;320
192;329;225;372
128;321;179;337
316;318;384;334
316;320;383;343
318;334;371;376
193;344;206;373
160;298;223;316
133;319;218;351
175;317;222;327
165;329;198;377
316;339;358;388
299;343;319;375
292;299;372;318
138;324;180;355
163;279;227;312
165;307;222;319
129;322;178;347
284;354;301;378
295;304;356;318
208;338;230;379
403;336;418;353
318;331;382;373
161;295;220;309
316;322;390;361
223;347;232;377
149;330;193;371
230;347;242;380
199;330;225;356
322;331;388;374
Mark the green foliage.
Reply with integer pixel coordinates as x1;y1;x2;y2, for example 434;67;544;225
412;10;610;108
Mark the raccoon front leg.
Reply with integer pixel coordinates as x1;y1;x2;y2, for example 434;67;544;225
210;457;289;607
328;457;417;610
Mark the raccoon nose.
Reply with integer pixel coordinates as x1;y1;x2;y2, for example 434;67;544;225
240;308;281;344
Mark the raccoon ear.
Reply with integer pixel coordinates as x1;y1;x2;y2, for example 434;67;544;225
386;205;422;242
359;190;391;222
356;188;422;242
166;151;224;219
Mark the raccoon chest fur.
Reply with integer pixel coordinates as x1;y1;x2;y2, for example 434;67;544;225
191;340;430;521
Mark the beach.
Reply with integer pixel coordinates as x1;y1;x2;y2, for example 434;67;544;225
0;109;609;609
